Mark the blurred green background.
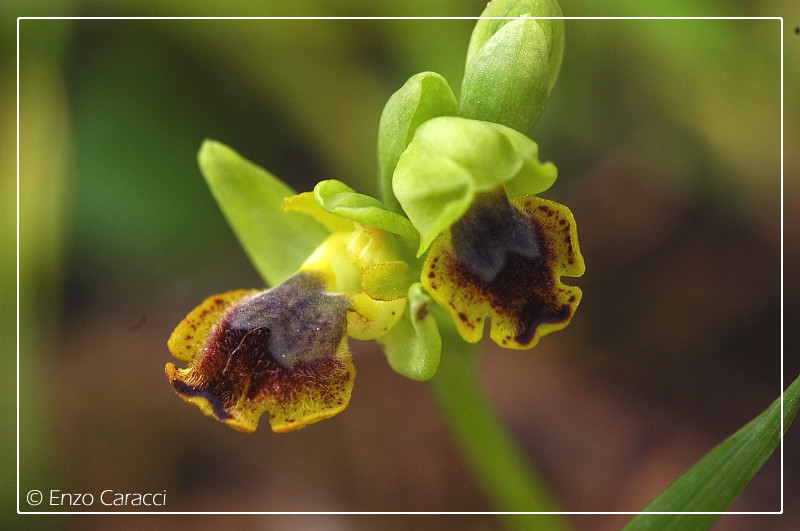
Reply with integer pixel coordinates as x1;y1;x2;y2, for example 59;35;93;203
7;0;798;529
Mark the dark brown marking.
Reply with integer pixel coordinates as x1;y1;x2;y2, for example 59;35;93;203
171;274;352;421
445;202;576;346
414;302;430;322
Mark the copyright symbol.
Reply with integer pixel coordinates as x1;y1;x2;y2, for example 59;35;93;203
27;490;43;506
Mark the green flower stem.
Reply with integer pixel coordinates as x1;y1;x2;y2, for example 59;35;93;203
428;312;569;529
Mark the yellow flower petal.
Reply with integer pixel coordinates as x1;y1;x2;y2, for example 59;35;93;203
299;228;405;294
165;273;355;433
422;193;584;349
346;291;406;341
167;289;259;363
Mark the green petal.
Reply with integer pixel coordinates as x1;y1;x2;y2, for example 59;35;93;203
378;72;458;211
198;140;328;287
378;283;442;381
500;128;557;198
282;191;353;234
314;179;419;253
462;0;565;133
392;117;556;255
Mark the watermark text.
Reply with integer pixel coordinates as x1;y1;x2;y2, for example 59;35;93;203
26;489;167;508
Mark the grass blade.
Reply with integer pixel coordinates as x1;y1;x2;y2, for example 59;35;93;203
624;374;800;530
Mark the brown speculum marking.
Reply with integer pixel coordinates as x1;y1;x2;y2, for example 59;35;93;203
448;247;570;345
422;189;583;349
173;323;349;416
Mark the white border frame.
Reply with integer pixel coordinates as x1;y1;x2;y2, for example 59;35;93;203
16;15;785;517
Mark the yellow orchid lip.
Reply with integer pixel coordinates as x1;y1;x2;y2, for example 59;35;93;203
422;190;584;349
165;273;355;433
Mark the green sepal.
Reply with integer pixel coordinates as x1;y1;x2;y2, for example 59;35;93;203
198;139;328;287
314;179;419;253
378;283;442;382
392;117;556;255
378;72;458;211
461;0;565;133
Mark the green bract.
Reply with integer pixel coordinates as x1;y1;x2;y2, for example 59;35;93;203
392;116;557;255
461;0;565;133
377;72;458;211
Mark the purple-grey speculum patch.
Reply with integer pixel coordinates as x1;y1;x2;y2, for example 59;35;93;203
227;273;350;369
450;189;541;283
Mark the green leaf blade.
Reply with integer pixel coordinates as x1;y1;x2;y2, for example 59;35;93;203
624;375;800;530
198;139;328;287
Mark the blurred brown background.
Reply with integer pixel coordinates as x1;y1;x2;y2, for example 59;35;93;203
7;0;798;529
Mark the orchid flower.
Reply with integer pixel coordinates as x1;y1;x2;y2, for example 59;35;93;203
166;0;581;433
